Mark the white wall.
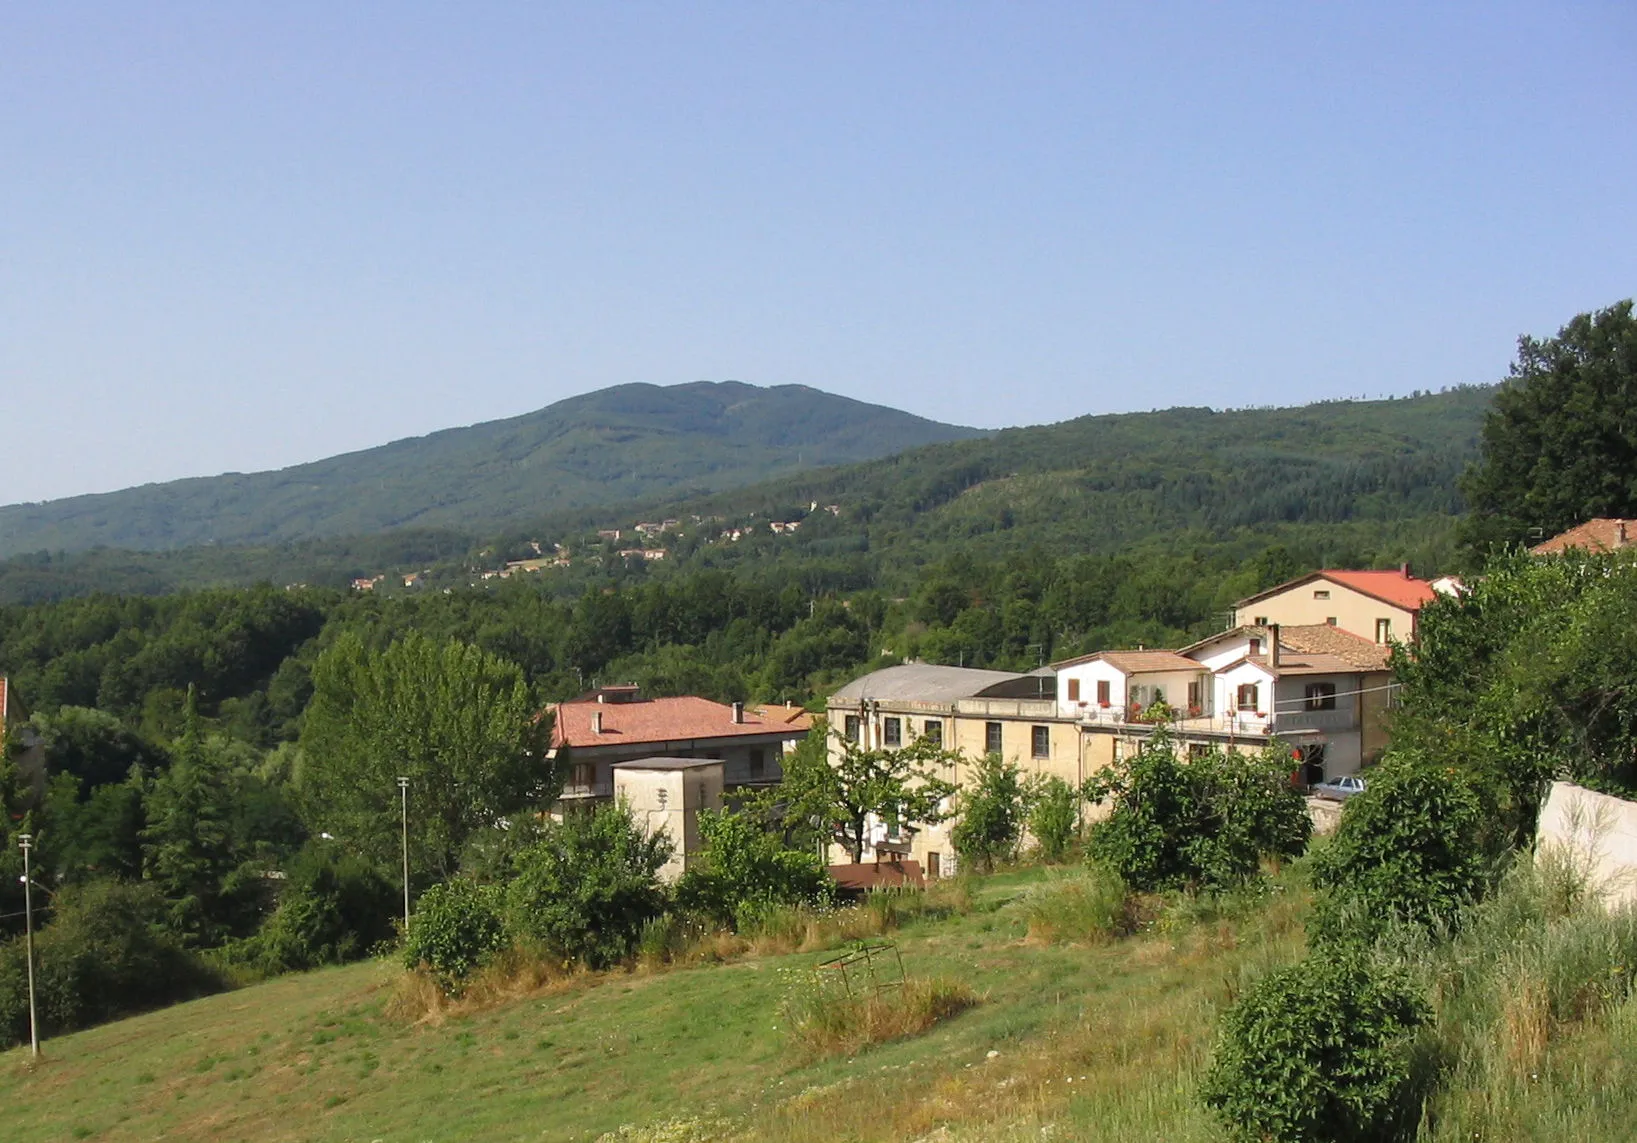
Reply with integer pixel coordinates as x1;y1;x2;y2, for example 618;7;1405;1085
1057;660;1128;718
1537;782;1637;909
1213;661;1275;734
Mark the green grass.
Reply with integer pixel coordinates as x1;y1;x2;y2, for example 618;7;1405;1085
2;865;1633;1142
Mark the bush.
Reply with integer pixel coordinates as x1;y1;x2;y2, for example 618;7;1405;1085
781;974;977;1058
1201;953;1430;1143
673;807;832;928
503;803;671;969
1027;776;1080;862
402;879;507;985
251;844;397;972
1086;735;1309;891
1309;753;1492;944
952;753;1028;872
0;880;223;1047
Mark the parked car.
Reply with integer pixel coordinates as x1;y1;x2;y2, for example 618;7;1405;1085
1312;775;1367;801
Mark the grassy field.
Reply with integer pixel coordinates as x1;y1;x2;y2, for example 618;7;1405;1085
1;866;1632;1142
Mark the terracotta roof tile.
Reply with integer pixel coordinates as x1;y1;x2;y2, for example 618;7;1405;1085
1276;625;1392;672
1530;518;1637;556
552;695;811;750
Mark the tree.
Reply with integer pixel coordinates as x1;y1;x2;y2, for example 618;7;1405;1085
674;806;831;927
951;753;1028;872
298;631;551;879
781;727;959;864
1084;733;1309;892
502;803;671;969
1308;752;1492;944
1459;300;1637;557
1027;776;1080;862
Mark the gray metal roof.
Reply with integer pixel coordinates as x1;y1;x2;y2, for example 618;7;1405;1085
829;663;1026;704
610;756;724;771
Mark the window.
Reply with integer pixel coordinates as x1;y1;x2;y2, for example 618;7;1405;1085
883;716;902;746
1375;618;1393;644
572;763;595;790
1326;617;1338;626
1187;742;1209;760
1096;679;1111;705
985;721;1003;755
1313;589;1330;600
927;852;941;879
1067;678;1081;703
844;714;861;743
1031;725;1050;759
748;748;767;779
923;719;943;746
1304;682;1337;711
1253;615;1269;625
1187;680;1202;713
1237;683;1260;712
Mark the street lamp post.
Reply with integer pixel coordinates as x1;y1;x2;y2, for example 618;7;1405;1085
19;833;38;1058
397;777;410;934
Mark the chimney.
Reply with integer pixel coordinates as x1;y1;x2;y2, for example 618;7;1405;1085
731;701;745;724
1268;623;1281;669
1400;562;1411;577
592;710;604;734
1619;521;1629;548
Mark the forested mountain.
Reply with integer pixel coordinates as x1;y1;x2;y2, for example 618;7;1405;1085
0;381;981;559
0;386;1493;604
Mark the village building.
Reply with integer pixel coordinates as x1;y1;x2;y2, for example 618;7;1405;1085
548;685;810;808
0;677;47;799
1530;518;1637;556
825;568;1434;871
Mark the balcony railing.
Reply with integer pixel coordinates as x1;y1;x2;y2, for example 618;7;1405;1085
1077;706;1358;738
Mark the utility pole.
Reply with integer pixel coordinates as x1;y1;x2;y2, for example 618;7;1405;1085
19;832;38;1058
397;777;411;934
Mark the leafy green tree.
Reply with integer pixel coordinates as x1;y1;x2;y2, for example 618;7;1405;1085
1201;952;1429;1143
298;631;550;879
674;806;832;927
1459;300;1637;556
401;879;507;986
1084;733;1309;892
951;753;1028;872
1027;776;1080;863
249;843;397;972
780;728;959;864
27;706;166;792
502;803;671;969
1308;753;1492;944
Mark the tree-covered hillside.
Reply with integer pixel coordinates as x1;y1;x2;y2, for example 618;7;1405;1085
0;386;1492;604
0;381;980;559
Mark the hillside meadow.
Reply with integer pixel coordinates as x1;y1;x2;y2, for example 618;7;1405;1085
2;864;1633;1143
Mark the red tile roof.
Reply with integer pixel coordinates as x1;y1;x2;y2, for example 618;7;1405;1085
552;696;813;750
1530;518;1637;556
1277;624;1393;672
1236;568;1437;613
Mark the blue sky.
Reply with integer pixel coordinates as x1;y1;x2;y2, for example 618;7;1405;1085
3;3;1633;504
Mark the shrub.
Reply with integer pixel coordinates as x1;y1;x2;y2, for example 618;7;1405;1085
402;879;507;985
1027;776;1080;862
1201;953;1430;1143
673;807;832;928
251;845;397;972
503;803;671;969
1086;735;1309;891
1309;753;1492;944
0;880;223;1047
952;753;1028;872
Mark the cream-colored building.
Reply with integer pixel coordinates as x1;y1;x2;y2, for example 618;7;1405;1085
612;758;725;883
1230;567;1438;646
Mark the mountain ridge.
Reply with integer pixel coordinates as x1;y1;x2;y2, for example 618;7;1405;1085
0;381;982;558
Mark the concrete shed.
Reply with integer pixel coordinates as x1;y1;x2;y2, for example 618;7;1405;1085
612;757;725;883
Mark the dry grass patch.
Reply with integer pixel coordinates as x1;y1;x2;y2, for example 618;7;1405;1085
783;976;979;1059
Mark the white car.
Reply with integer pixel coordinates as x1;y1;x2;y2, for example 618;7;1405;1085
1312;775;1367;802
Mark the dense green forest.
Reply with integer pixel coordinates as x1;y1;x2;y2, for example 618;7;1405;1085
0;381;979;559
0;385;1489;604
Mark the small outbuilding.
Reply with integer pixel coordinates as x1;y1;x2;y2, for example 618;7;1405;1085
612;757;724;883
